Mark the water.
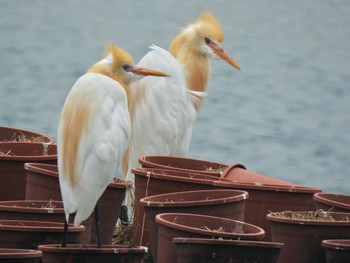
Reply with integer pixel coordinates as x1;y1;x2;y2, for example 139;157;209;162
0;0;349;194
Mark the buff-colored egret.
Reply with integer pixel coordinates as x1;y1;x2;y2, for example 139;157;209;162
58;43;168;247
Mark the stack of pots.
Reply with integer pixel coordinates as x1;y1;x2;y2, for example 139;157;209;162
0;126;147;263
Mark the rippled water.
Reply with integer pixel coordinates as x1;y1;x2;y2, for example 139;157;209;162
1;0;349;193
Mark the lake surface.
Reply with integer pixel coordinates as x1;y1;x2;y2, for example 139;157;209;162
1;0;349;193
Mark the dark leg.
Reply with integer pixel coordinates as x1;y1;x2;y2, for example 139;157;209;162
62;217;68;247
94;199;102;248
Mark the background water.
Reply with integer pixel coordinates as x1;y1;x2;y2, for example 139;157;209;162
0;0;349;194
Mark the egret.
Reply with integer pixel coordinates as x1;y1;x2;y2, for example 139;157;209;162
58;43;168;247
123;12;240;209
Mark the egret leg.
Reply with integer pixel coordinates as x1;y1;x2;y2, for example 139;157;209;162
94;200;102;248
62;218;68;247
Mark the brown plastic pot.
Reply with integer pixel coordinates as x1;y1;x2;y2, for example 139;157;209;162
155;213;265;263
0;126;54;144
138;155;234;177
222;163;301;186
0;219;85;249
322;239;350;263
0;248;42;263
0;200;91;243
38;244;148;263
214;180;321;241
0;142;57;201
140;189;248;258
24;163;127;244
266;211;350;263
173;237;284;263
313;192;350;212
132;167;229;246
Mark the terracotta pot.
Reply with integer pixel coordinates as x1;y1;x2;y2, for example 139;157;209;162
214;180;321;241
0;126;54;144
138;155;235;177
0;200;91;243
155;213;265;263
24;163;127;244
313;192;350;212
173;237;284;263
222;163;301;186
0;219;85;249
132;167;229;246
0;248;42;263
38;244;147;263
322;239;350;263
0;142;57;201
266;211;350;263
140;189;248;258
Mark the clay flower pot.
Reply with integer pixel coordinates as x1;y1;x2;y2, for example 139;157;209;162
322;239;350;263
0;219;85;249
0;200;91;243
140;189;248;258
0;248;42;263
38;244;148;263
214;180;321;241
155;213;265;263
266;210;350;263
138;155;234;177
132;167;229;246
173;237;284;263
0;142;57;201
313;192;350;212
24;163;127;244
0;126;54;144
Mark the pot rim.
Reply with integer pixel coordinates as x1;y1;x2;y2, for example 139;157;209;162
132;167;228;185
172;237;284;248
0;219;85;232
0;200;64;214
0;142;57;161
155;213;265;239
37;244;148;254
24;162;58;176
313;192;350;210
266;211;350;226
140;189;248;208
322;239;350;250
0;248;42;258
0;125;54;143
213;180;322;193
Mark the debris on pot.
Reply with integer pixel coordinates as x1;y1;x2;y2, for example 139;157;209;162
270;209;338;221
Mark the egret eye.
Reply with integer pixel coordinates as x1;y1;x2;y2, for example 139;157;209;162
204;37;211;44
122;64;132;72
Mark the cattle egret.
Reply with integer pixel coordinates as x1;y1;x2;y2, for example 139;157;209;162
122;12;240;210
58;43;168;247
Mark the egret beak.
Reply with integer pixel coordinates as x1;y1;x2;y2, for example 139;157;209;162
208;42;240;70
131;66;170;77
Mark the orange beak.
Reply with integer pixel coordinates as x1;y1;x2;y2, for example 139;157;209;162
208;42;240;70
131;66;170;77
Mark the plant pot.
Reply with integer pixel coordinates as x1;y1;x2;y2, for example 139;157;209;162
24;163;127;244
222;163;301;186
155;213;265;263
313;192;350;212
0;248;42;263
322;239;350;263
0;200;92;243
132;168;229;246
214;180;321;241
0;219;85;249
38;244;148;263
0;126;54;144
140;189;248;258
266;210;350;263
0;142;57;201
173;237;284;263
138;155;235;177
